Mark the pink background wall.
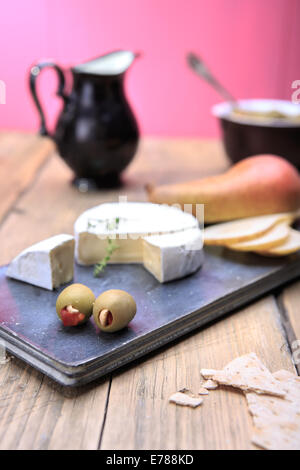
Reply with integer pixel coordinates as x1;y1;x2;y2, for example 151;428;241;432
0;0;299;137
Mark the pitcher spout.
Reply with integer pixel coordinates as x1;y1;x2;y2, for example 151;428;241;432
73;50;139;77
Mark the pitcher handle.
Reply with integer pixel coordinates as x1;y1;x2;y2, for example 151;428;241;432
29;61;67;136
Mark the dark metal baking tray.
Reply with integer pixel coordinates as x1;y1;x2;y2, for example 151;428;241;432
0;246;300;386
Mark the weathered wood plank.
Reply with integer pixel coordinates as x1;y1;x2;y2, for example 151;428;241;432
125;138;229;186
101;296;295;450
0;133;54;223
280;281;300;341
0;358;46;450
279;281;300;372
0;357;109;450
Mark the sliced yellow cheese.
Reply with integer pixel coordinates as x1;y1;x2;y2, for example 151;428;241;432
256;228;300;256
204;212;295;246
227;221;290;252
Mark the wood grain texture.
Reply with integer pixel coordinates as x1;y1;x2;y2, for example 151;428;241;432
125;138;230;187
0;133;297;450
0;133;54;223
279;281;300;374
0;357;109;450
101;297;295;450
280;281;300;341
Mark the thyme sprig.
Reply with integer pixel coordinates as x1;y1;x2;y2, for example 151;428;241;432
93;217;120;277
93;238;119;276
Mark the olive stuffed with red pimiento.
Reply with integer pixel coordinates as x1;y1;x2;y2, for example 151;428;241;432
56;283;95;327
93;289;136;332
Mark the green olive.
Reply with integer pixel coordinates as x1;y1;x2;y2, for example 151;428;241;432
56;283;95;326
93;289;136;333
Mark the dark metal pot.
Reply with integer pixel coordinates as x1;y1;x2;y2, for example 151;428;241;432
213;99;300;168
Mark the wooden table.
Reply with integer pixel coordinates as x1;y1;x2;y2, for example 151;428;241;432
0;132;299;450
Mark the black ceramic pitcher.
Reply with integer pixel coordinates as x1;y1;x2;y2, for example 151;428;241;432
29;50;139;189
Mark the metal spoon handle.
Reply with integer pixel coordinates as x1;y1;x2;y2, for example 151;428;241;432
187;53;236;104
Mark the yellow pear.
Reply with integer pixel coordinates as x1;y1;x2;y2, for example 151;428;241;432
147;155;300;223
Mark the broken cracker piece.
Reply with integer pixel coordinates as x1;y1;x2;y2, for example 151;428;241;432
273;369;298;382
201;353;285;397
247;372;300;450
198;386;209;395
169;389;203;408
251;427;300;451
203;379;218;390
200;369;217;380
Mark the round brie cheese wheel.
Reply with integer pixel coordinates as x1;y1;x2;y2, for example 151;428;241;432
74;202;203;282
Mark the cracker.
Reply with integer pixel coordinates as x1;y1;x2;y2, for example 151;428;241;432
247;372;300;450
273;369;300;383
203;379;218;390
200;369;217;380
198;386;209;395
169;389;204;408
201;353;285;397
201;354;299;449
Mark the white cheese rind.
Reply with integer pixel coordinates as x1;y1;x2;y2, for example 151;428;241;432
143;229;204;282
6;234;75;290
75;202;198;237
74;202;199;265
